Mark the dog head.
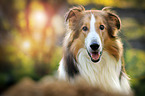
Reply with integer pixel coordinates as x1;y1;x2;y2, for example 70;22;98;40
65;6;121;63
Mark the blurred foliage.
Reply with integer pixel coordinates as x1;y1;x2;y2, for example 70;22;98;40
122;18;145;40
0;0;145;96
67;0;145;9
125;49;145;78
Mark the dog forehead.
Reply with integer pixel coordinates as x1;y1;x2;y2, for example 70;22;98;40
83;10;106;21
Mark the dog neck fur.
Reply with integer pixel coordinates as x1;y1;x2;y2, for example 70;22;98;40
77;48;130;93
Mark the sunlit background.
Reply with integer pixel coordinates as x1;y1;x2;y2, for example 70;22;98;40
0;0;145;95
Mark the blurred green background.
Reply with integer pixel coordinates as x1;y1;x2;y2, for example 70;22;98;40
0;0;145;95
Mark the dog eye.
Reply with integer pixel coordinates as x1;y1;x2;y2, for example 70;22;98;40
82;26;88;31
99;25;104;30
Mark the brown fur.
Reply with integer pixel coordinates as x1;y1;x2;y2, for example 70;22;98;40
64;6;123;64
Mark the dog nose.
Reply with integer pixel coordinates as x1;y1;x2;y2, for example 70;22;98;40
90;43;100;51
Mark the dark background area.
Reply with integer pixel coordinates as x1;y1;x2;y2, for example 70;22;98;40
0;0;145;96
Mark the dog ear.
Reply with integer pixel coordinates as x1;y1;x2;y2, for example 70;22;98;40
103;8;121;38
107;12;121;30
65;6;85;22
102;7;121;30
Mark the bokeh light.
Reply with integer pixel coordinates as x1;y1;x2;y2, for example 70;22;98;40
22;40;31;50
30;10;47;27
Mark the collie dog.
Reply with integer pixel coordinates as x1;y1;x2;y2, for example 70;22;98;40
58;6;131;94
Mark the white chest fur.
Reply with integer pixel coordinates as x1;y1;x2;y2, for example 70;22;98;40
58;48;131;93
77;48;122;91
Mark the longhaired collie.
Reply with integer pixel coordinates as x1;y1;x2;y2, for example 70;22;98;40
58;6;132;94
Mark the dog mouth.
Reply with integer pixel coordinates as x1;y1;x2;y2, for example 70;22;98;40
87;51;102;63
